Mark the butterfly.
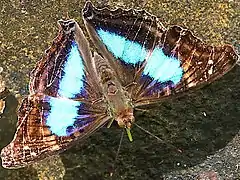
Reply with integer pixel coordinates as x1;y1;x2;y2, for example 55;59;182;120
1;1;238;169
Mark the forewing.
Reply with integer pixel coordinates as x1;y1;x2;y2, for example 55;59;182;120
1;19;110;169
83;2;163;87
1;94;110;169
82;2;238;106
29;19;102;101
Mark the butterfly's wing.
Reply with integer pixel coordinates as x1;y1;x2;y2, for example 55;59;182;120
83;2;238;106
29;20;102;100
1;20;110;169
1;94;109;169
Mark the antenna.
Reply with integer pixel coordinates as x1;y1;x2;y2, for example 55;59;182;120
110;129;124;177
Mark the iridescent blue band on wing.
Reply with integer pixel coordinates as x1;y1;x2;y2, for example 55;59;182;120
97;28;183;85
58;41;86;98
46;96;81;136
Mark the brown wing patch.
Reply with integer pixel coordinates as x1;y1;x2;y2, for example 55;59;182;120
1;94;109;169
133;26;238;106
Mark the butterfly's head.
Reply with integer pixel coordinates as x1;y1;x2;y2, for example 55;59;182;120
116;108;135;129
115;108;135;141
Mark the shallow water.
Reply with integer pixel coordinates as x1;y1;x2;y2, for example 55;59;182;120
0;0;240;179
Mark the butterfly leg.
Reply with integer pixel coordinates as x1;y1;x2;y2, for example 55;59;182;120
91;97;105;104
107;118;114;128
123;82;137;90
134;107;150;113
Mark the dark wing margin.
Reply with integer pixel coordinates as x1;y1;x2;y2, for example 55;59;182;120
82;1;238;107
